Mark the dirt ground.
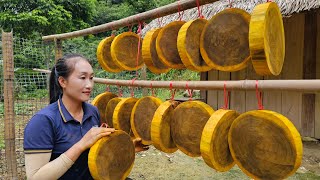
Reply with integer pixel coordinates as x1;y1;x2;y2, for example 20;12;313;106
0;136;319;179
129;139;320;180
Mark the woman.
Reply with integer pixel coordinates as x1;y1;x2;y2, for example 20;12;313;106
24;54;145;179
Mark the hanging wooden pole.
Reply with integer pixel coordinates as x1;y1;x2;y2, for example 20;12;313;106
2;31;18;179
33;68;320;92
42;0;219;41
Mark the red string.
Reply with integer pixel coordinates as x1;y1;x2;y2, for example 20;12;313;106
150;83;155;97
170;82;176;100
185;82;193;101
228;0;233;8
196;0;204;18
101;123;108;128
130;78;137;97
117;82;123;97
177;0;184;21
223;81;230;109
255;80;264;110
135;22;142;78
266;0;272;2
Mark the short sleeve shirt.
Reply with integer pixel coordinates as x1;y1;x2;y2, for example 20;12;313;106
24;98;100;180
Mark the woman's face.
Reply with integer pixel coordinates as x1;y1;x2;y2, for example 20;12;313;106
60;59;94;103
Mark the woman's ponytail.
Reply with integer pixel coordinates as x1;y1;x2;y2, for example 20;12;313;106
49;66;61;104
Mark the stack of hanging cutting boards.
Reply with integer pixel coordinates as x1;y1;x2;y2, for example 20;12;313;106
90;2;301;180
97;2;285;76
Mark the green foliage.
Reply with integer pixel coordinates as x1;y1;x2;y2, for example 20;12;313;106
16;89;48;100
93;1;135;26
0;101;41;116
62;36;101;67
0;0;97;38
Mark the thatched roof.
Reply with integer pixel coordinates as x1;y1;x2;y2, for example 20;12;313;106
142;0;320;35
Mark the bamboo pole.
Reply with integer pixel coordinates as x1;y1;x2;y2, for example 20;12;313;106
2;31;18;179
33;68;320;92
42;0;219;41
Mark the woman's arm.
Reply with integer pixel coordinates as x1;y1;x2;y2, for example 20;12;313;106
25;153;73;180
25;127;115;180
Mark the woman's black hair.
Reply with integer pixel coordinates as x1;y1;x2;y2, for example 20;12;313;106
49;54;90;104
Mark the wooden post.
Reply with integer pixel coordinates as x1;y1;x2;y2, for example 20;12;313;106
54;39;63;62
302;10;317;137
2;31;18;179
316;9;320;139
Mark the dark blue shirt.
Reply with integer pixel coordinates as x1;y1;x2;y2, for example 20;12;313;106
24;98;100;180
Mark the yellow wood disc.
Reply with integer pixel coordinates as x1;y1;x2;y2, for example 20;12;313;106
171;101;214;157
249;2;285;76
111;32;144;71
177;19;212;72
200;109;239;172
200;8;251;72
105;97;123;128
142;28;171;74
156;21;186;69
96;36;123;73
91;92;118;124
228;110;303;179
88;130;135;180
130;96;162;145
113;97;138;137
151;100;179;153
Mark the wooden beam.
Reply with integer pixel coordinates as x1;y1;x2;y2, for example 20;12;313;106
42;0;219;41
33;68;320;92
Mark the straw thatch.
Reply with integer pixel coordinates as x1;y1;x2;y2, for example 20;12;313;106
142;0;320;35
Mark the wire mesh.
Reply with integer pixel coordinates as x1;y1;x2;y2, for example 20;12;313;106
0;33;54;179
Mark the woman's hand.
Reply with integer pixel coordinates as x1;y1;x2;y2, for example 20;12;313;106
77;127;115;151
133;138;149;152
